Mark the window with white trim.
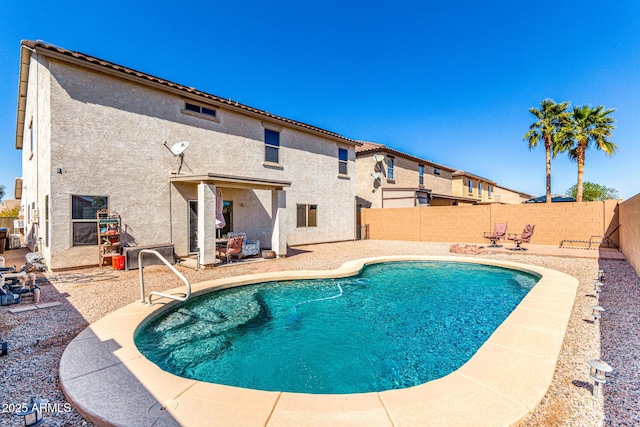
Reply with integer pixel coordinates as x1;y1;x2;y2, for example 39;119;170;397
468;179;473;194
387;156;395;180
338;148;348;175
297;204;317;227
265;129;280;163
488;185;493;198
71;195;108;246
478;182;483;196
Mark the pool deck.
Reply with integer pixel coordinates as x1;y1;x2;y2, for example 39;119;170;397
59;256;578;427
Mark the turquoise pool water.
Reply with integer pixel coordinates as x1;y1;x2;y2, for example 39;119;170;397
135;261;539;394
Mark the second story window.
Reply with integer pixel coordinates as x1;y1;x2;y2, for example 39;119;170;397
434;167;441;175
265;129;280;163
488;185;493;198
387;156;395;180
478;182;483;196
183;101;217;119
468;179;473;194
419;165;424;186
338;148;348;175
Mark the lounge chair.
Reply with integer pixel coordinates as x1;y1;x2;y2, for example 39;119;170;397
227;232;261;258
507;224;535;251
559;224;621;251
217;234;244;263
483;223;508;247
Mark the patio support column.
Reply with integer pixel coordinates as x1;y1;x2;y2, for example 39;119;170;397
197;182;217;265
271;189;287;257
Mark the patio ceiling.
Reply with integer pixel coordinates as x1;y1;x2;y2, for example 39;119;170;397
170;173;291;191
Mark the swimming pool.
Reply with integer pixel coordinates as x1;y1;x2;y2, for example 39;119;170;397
135;261;539;393
60;256;578;426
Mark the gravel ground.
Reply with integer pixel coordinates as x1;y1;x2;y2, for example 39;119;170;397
0;241;637;426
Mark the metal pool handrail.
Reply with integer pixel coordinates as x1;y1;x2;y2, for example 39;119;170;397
138;249;191;305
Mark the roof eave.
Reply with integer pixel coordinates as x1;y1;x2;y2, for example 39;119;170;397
356;146;456;172
15;43;33;150
27;41;359;147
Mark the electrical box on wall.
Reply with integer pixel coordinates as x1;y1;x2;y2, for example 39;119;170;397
32;209;39;224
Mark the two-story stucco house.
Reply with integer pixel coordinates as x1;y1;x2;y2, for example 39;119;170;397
355;142;476;209
15;41;359;270
451;171;533;204
356;143;534;214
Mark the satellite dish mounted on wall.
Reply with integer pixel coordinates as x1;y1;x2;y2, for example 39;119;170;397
170;141;190;156
373;154;384;163
164;141;191;174
370;172;381;182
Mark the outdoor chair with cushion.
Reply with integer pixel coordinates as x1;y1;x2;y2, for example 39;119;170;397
227;232;261;258
507;224;535;251
483;222;508;247
218;235;244;263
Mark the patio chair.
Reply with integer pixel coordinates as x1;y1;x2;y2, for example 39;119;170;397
507;224;535;251
559;224;621;251
227;232;261;258
217;234;244;263
483;222;508;247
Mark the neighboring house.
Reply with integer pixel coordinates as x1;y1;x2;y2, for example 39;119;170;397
355;141;467;208
452;171;497;205
493;184;536;204
15;41;359;270
355;143;533;212
451;171;534;205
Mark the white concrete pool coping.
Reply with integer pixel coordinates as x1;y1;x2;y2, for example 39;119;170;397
59;256;578;426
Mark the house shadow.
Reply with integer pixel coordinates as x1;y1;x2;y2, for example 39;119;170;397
0;248;179;426
286;247;314;257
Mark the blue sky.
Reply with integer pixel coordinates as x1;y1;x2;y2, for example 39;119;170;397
1;0;639;199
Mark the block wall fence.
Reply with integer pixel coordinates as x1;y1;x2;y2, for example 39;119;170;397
361;200;621;247
362;196;640;276
619;194;640;274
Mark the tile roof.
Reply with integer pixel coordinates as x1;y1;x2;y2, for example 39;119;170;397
452;170;496;185
355;140;456;171
20;40;357;145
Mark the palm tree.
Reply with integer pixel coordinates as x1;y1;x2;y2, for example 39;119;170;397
0;185;5;202
524;99;571;203
568;105;617;202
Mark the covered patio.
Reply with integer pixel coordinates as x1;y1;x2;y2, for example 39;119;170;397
170;173;291;265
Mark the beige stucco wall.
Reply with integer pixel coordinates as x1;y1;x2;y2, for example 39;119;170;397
424;166;454;195
362;200;620;246
20;55;52;257
355;153;383;208
24;57;356;269
493;186;525;204
451;176;469;199
619;193;640;274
